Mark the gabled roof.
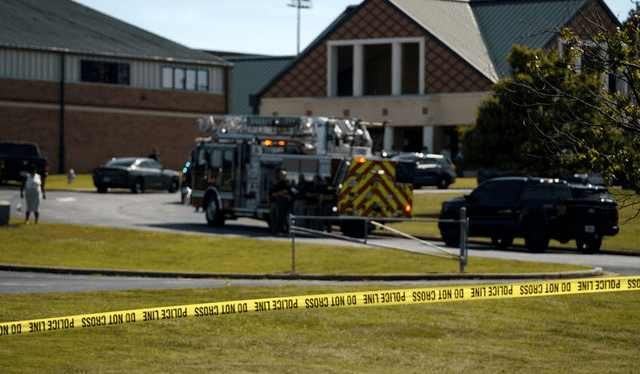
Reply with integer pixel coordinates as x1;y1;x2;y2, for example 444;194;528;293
390;0;499;82
255;5;359;99
256;0;621;98
0;0;232;66
225;55;295;114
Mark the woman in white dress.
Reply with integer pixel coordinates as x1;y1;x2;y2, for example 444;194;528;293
20;164;46;224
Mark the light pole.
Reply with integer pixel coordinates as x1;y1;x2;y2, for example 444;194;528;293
287;0;312;55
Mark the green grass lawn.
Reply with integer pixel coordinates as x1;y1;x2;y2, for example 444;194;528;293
2;176;640;373
3;218;587;275
0;285;639;373
44;174;476;191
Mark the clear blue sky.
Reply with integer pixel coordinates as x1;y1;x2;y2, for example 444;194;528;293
73;0;638;56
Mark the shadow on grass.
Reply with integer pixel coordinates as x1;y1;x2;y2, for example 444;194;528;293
141;221;276;239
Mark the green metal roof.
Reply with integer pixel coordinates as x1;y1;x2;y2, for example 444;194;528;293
0;0;231;66
226;56;295;114
471;0;617;79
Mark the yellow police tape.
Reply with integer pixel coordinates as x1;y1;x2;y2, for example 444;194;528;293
2;275;640;337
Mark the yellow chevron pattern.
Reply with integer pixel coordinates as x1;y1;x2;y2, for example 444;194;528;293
338;158;412;218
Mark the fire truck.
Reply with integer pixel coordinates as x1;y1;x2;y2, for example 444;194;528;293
188;115;413;237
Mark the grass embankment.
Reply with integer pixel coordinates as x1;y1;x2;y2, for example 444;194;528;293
0;286;639;373
4;219;586;275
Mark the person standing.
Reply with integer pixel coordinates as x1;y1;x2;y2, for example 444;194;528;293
291;176;309;229
269;168;292;234
321;176;337;232
306;175;323;231
148;147;160;161
20;164;46;224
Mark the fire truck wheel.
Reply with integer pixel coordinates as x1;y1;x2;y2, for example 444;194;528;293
205;197;225;226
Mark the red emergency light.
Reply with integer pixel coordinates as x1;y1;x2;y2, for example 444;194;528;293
263;139;286;147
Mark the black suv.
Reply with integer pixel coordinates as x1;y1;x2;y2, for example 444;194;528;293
392;153;457;189
438;177;619;253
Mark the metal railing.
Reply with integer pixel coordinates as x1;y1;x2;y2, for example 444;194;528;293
287;207;469;273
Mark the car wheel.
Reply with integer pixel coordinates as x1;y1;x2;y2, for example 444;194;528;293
437;177;450;190
577;234;602;254
524;220;549;252
132;178;144;194
439;212;460;247
491;236;513;249
96;185;108;193
168;178;179;193
205;197;225;226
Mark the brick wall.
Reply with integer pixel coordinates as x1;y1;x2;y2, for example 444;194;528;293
0;78;224;174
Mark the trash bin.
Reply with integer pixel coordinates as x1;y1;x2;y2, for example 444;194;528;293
0;200;10;226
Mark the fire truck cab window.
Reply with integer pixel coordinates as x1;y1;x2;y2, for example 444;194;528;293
196;149;206;166
223;150;234;172
209;150;222;170
208;149;234;172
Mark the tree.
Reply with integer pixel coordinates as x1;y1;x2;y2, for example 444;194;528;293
463;45;610;176
463;11;640;219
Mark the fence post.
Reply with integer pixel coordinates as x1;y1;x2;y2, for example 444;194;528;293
364;217;369;244
459;207;468;272
290;214;295;274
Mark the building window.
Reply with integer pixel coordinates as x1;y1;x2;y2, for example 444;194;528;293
186;69;196;90
337;46;353;96
197;70;209;91
364;44;392;96
162;67;209;91
174;68;185;90
327;37;424;97
162;67;173;89
402;43;420;94
81;60;130;85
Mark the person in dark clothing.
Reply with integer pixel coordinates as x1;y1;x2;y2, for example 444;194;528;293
306;175;323;231
291;176;309;228
148;147;159;161
269;168;292;234
321;176;337;232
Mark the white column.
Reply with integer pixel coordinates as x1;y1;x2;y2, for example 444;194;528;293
353;44;363;97
327;46;337;97
392;42;402;95
423;125;434;154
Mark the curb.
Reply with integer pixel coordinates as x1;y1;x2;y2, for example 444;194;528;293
0;264;604;281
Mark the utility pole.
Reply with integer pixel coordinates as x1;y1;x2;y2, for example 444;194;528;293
287;0;312;55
